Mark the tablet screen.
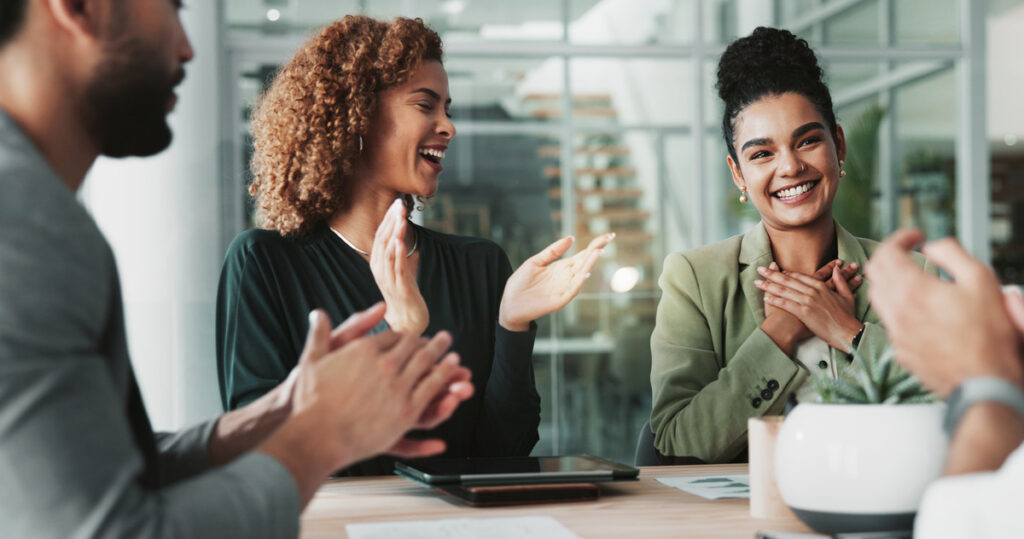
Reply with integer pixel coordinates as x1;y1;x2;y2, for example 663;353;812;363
396;455;639;485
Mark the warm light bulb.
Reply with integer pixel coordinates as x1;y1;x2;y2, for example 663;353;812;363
610;266;640;293
266;9;281;22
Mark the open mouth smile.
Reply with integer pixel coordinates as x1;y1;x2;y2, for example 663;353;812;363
771;179;820;203
418;147;446;164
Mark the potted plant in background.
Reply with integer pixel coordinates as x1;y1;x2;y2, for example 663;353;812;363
774;349;946;534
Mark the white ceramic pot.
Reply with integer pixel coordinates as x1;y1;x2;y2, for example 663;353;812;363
775;402;947;534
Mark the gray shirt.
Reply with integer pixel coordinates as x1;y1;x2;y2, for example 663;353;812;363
0;110;300;538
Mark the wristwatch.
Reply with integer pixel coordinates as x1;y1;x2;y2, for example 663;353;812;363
943;377;1024;435
850;324;866;351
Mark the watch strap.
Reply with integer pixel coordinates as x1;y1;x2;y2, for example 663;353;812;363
943;377;1024;435
850;324;866;352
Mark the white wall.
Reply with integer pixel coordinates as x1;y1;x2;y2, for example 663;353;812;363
79;3;225;430
988;2;1024;149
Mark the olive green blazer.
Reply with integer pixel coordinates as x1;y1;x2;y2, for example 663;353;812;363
649;222;927;463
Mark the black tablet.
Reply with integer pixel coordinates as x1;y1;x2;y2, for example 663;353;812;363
394;455;639;486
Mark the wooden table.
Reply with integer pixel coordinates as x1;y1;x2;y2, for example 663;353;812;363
301;464;815;538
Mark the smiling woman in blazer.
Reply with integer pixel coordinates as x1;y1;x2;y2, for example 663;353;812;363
649;27;930;464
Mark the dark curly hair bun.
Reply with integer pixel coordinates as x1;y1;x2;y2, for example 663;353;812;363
716;26;837;160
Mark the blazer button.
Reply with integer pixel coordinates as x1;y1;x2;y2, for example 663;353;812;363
818;360;828;370
760;389;773;400
767;379;779;390
751;398;762;408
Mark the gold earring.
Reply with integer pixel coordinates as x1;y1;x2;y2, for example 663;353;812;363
739;186;748;203
839;160;846;178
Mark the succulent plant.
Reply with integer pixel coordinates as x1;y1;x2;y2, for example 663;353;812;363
812;347;935;404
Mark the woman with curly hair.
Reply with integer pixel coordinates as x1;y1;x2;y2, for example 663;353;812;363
216;16;613;476
649;27;931;464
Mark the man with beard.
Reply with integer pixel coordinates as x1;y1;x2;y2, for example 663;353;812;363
0;1;475;537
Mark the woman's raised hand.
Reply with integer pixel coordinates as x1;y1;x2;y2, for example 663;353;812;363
755;262;864;353
370;200;429;335
498;233;615;332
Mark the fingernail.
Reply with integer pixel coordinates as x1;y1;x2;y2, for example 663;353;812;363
757;266;767;274
584;272;591;279
769;262;778;270
837;259;844;265
609;232;616;240
849;262;859;269
308;310;321;328
754;279;763;286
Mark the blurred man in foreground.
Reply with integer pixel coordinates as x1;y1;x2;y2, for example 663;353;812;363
0;1;473;536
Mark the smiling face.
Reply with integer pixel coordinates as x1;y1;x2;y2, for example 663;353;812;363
726;92;846;232
357;60;455;198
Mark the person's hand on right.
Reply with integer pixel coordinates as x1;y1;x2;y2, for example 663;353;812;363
866;229;1024;397
370;199;429;335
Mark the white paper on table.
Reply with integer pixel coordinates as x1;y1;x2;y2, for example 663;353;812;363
657;474;751;500
346;515;580;539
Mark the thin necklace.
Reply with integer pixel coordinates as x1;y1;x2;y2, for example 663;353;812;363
329;225;418;258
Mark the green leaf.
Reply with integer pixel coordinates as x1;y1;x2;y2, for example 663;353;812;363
811;345;937;405
854;364;880;403
901;393;938;404
814;376;869;404
889;374;926;399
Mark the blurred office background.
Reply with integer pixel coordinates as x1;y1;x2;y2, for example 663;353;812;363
80;0;1024;465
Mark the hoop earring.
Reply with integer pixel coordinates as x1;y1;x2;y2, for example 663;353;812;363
739;186;748;203
358;135;364;153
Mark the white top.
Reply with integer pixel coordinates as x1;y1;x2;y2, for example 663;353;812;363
914;442;1024;538
792;337;835;403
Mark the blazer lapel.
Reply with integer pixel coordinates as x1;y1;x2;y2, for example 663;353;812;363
738;222;774;324
737;221;869;326
835;223;871;322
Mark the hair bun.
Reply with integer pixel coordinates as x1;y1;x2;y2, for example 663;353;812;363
716;26;836;161
716;27;824;103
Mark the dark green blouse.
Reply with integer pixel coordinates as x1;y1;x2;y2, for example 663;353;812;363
216;223;540;476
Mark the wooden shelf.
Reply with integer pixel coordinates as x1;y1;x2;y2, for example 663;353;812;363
548;187;644;200
537;145;630;158
530;107;618;119
572;301;658;320
522;93;611;103
543;166;637;178
606;253;655;267
578;230;654;245
552;208;651;222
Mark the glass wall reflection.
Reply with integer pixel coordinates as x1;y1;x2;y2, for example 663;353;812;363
223;0;988;464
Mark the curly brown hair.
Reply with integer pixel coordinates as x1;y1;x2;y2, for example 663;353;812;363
249;16;443;236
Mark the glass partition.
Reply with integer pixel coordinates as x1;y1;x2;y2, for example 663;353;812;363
222;0;984;464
